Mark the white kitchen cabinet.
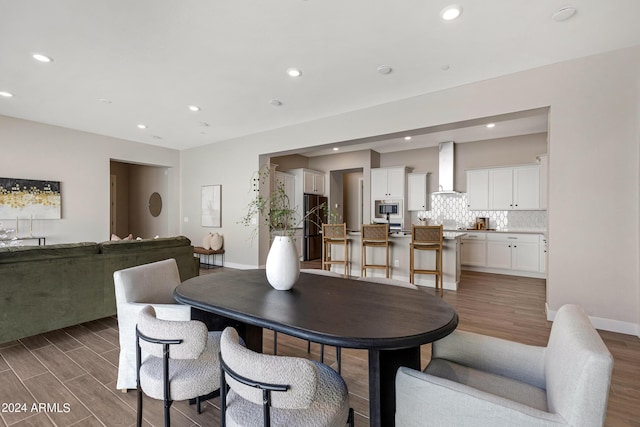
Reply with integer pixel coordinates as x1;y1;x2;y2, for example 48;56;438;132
303;170;325;195
486;233;540;272
460;232;486;266
488;165;540;210
407;173;429;211
466;169;489;210
371;167;406;199
538;155;548;210
539;235;547;274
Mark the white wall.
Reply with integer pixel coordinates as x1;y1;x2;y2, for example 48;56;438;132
181;46;640;335
0;116;181;244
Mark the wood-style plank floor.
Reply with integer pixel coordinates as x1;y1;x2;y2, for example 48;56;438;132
0;268;638;426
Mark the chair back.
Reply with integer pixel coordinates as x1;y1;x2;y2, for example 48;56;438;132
322;223;346;240
220;327;318;409
412;225;443;246
362;224;388;242
544;304;613;427
114;258;181;305
136;305;208;359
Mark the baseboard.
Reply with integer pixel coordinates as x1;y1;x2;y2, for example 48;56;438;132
462;266;546;279
546;303;640;337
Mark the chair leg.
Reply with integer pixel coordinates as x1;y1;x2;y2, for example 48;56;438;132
337;347;342;374
164;399;171;427
320;343;325;363
348;407;354;427
136;386;143;427
196;396;201;414
307;340;311;353
273;331;278;355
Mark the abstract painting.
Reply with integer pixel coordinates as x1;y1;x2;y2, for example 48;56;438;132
0;178;61;219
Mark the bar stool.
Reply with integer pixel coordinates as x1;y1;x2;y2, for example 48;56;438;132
322;223;349;277
361;224;390;278
410;224;443;293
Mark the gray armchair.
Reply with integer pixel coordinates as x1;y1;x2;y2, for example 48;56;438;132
395;304;613;426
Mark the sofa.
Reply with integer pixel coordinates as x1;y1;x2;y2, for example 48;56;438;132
0;236;198;344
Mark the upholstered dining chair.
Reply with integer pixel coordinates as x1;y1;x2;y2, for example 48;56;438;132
114;258;192;391
220;327;354;427
395;304;613;427
136;305;222;427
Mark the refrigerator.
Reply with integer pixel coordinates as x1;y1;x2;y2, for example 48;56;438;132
303;194;328;261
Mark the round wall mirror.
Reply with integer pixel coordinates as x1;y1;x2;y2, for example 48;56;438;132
149;192;162;217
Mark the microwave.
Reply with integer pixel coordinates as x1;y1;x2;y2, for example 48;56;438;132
374;200;402;219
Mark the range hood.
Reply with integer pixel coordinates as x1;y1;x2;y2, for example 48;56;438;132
433;141;462;195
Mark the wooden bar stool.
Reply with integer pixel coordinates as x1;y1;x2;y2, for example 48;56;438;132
361;224;390;278
322;223;349;277
410;224;443;293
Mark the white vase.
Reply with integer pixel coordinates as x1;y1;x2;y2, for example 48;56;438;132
266;236;300;290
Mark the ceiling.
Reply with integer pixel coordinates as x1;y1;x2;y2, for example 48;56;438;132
1;1;639;151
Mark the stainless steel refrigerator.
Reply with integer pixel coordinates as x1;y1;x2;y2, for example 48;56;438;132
303;194;328;261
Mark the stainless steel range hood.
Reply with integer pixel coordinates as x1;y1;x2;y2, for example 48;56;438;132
433;141;462;195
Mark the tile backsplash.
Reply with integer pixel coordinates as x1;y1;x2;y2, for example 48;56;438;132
412;193;547;232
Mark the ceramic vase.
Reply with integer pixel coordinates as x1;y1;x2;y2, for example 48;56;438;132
265;236;300;290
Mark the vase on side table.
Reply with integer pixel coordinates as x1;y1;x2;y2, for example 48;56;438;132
265;236;300;290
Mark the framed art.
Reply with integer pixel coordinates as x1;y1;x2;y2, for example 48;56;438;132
201;184;221;227
0;177;62;219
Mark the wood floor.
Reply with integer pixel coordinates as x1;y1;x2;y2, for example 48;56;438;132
0;268;638;426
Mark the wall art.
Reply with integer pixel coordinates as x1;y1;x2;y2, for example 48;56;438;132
0;178;61;219
201;184;221;227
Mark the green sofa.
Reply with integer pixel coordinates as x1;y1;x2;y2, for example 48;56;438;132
0;236;198;344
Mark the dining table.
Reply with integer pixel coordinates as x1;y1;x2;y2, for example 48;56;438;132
174;269;458;427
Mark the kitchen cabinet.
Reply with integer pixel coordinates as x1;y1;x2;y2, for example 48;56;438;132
467;165;541;211
371;167;407;199
539;235;547;274
486;233;539;272
466;169;489;210
489;165;540;210
274;171;295;203
538;155;548;210
407;173;429;211
303;170;325;195
460;232;486;266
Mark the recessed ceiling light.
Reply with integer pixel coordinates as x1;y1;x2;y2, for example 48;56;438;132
269;99;283;106
404;136;412;141
199;121;210;127
286;68;302;77
333;147;339;151
98;98;112;104
440;5;462;21
486;123;495;128
188;105;200;112
377;65;392;75
441;65;450;71
32;53;53;63
0;91;14;98
137;124;147;129
552;6;577;22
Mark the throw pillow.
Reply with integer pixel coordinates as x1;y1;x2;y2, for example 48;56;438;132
210;233;223;250
202;233;212;250
111;234;121;241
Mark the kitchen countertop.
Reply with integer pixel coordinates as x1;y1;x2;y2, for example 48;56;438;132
347;231;467;240
446;228;546;235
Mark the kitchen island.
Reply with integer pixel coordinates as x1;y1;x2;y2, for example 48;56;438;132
323;230;466;290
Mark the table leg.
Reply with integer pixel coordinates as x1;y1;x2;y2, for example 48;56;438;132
190;308;263;351
368;347;420;427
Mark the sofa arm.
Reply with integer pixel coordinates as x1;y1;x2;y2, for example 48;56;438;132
395;367;565;427
432;330;546;388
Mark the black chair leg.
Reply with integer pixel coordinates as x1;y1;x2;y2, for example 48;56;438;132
196;396;201;414
348;407;354;427
320;343;325;363
273;331;278;355
337;347;342;374
307;340;311;353
163;399;173;427
137;387;143;427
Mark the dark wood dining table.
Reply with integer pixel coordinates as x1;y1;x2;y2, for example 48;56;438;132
174;269;458;427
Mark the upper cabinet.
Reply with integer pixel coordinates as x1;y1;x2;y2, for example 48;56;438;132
467;164;541;210
407;173;429;211
466;169;489;210
371;167;407;199
303;169;325;195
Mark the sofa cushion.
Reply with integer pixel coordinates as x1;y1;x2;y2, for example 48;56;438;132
0;242;99;264
425;358;548;412
99;236;192;254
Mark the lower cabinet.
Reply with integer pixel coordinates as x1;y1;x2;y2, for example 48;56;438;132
462;232;544;277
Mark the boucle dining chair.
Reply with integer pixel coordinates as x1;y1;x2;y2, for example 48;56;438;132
220;327;354;427
114;258;192;391
395;304;613;427
136;305;222;427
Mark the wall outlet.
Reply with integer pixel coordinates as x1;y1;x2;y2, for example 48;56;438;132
394;259;400;267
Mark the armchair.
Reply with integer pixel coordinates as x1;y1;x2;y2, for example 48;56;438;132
395;304;613;426
114;258;192;391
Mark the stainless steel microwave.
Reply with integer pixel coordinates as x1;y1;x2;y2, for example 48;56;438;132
374;200;402;219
